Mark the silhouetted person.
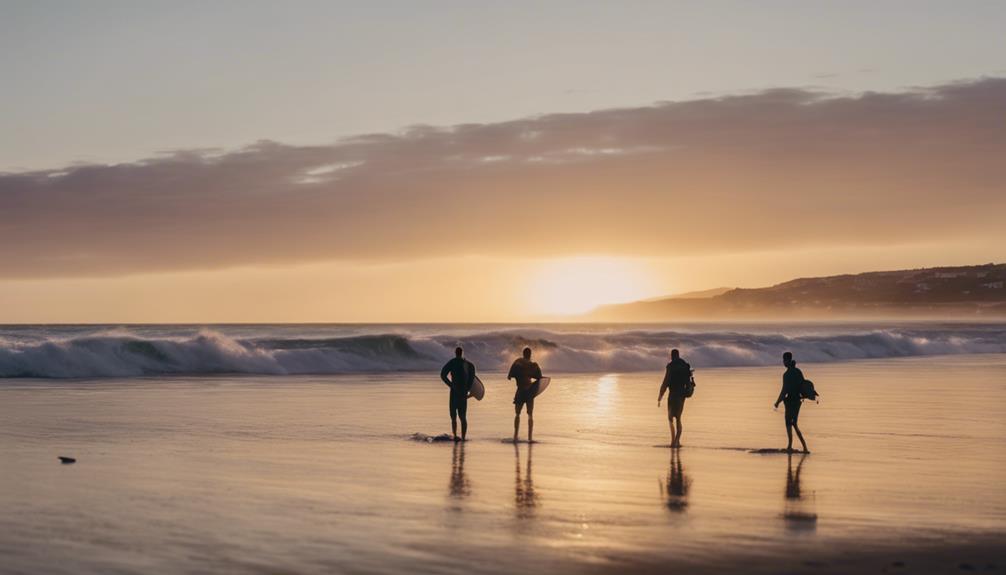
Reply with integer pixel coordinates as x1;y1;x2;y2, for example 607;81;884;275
658;348;692;448
508;347;542;443
514;443;537;519
774;351;810;453
441;346;476;442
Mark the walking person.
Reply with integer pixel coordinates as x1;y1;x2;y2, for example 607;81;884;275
774;351;810;453
658;348;692;448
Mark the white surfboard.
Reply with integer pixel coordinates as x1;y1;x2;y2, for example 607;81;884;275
533;376;551;398
470;375;485;401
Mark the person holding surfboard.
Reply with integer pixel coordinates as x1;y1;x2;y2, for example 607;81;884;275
508;347;543;443
441;347;477;442
658;348;692;448
774;351;810;453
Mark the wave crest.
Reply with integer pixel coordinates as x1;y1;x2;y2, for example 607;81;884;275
0;326;1003;378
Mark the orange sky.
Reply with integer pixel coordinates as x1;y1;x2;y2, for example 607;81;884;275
1;79;1004;321
0;242;998;323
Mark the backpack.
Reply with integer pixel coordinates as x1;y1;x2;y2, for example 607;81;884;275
683;371;696;398
800;379;819;402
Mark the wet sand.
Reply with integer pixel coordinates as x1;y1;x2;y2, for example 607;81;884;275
0;354;1004;574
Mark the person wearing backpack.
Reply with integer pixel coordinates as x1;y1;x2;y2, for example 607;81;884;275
508;347;543;444
774;351;810;453
658;348;693;448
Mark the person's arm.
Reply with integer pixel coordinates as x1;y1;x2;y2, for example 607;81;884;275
441;361;452;387
774;377;786;408
532;363;542;384
658;365;670;405
467;363;476;391
507;361;516;381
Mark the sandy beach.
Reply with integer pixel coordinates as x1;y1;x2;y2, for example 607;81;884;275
1;351;1003;574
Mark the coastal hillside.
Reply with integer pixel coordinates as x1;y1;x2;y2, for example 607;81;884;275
587;264;1006;321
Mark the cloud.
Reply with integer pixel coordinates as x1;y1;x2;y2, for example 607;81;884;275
1;78;1004;278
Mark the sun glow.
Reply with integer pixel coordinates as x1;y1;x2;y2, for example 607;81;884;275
526;257;659;316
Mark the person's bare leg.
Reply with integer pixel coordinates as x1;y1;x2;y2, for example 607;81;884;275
793;423;809;453
785;422;794;452
513;404;521;443
460;415;468;441
527;405;534;443
668;413;676;446
451;415;458;441
524;397;534;443
675;417;683;448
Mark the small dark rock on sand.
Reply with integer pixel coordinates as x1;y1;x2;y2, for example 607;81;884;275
58;456;76;464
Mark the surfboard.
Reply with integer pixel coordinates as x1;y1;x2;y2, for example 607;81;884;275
470;375;485;401
533;376;551;398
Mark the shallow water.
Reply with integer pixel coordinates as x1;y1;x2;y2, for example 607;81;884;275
1;354;1004;573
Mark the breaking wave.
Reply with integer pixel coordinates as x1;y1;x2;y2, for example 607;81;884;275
0;326;1004;378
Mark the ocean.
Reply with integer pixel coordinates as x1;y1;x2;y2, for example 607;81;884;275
1;322;1004;378
1;322;1004;574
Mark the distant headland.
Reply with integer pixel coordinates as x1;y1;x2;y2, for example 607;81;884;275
586;264;1006;321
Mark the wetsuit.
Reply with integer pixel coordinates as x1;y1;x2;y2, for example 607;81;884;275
508;358;542;410
781;365;804;425
441;357;476;420
662;357;691;418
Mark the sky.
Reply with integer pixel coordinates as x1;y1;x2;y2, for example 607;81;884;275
1;0;1005;322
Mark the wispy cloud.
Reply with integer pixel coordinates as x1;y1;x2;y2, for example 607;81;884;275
1;78;1004;278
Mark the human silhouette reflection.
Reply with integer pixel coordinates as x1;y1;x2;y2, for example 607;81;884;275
448;441;470;499
514;444;537;519
782;452;817;530
659;449;691;512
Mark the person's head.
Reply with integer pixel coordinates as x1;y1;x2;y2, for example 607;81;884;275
522;347;532;359
783;351;794;368
671;348;680;360
455;346;463;358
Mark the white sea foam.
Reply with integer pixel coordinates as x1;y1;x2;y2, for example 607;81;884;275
1;324;1003;378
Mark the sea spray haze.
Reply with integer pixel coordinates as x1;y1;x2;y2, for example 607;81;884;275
1;323;1005;378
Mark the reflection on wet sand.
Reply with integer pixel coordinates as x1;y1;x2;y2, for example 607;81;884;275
448;442;470;499
514;444;538;519
783;452;818;530
660;449;691;512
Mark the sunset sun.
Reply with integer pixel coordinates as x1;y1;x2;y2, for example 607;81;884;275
526;257;658;316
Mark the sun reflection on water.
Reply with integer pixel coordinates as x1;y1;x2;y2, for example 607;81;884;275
594;374;619;416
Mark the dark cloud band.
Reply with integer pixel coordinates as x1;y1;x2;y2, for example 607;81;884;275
1;78;1003;278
